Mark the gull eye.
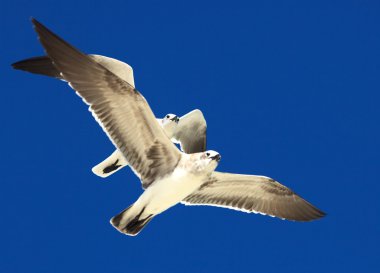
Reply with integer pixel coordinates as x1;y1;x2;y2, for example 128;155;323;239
166;115;170;118
206;152;210;156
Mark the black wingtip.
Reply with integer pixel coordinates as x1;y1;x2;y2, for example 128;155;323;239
320;210;327;218
31;17;45;34
31;18;56;39
12;58;33;69
30;18;54;42
11;60;26;70
11;56;62;78
11;61;18;69
30;17;41;31
310;206;327;221
30;17;38;25
29;17;87;57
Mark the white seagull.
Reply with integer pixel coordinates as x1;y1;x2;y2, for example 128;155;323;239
12;54;207;178
15;19;325;236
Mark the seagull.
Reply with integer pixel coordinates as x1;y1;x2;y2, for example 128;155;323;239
17;19;325;236
12;54;207;178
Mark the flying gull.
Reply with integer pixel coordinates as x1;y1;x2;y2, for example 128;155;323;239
16;19;325;236
13;55;207;178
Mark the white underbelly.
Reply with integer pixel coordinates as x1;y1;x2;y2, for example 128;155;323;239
136;170;203;215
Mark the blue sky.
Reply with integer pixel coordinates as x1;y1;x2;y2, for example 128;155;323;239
1;0;379;272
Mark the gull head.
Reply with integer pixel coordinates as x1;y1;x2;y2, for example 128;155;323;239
162;113;179;123
187;150;221;173
161;113;179;137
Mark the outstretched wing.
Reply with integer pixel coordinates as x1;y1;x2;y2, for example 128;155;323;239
174;109;207;153
12;54;135;87
183;172;325;221
32;18;181;188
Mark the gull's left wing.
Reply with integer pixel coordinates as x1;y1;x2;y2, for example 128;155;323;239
182;172;326;221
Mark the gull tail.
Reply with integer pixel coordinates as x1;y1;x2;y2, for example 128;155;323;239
92;150;128;178
110;205;155;236
11;56;63;79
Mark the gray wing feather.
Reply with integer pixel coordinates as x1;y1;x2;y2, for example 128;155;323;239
174;109;207;153
32;19;181;188
182;171;325;221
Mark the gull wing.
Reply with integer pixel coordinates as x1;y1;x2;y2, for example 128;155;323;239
32;18;181;188
182;171;325;221
12;54;135;87
174;109;207;153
